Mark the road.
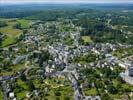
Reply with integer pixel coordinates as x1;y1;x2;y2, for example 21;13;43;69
1;81;8;100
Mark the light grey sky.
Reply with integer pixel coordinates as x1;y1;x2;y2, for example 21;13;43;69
0;0;133;4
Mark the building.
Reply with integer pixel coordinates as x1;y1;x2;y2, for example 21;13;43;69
128;67;133;77
83;96;101;100
120;66;133;85
9;92;14;99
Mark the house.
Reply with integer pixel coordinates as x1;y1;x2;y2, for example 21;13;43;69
26;92;32;98
83;96;101;100
128;67;133;77
13;98;17;100
120;73;133;85
34;90;39;96
118;63;127;68
105;54;112;58
9;92;14;98
120;66;133;85
13;55;28;65
45;65;54;73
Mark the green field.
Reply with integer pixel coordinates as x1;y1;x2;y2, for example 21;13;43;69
0;87;3;100
0;19;22;47
82;36;93;43
14;79;29;100
17;19;31;29
0;63;25;76
112;48;133;58
14;77;74;100
84;88;97;96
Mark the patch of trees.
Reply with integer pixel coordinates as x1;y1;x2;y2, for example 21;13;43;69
38;50;52;67
81;67;131;98
110;15;133;26
0;21;7;27
13;23;21;29
79;20;132;44
0;33;3;47
64;35;74;45
71;53;97;63
27;80;35;91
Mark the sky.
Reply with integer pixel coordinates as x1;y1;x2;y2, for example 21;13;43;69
0;0;133;4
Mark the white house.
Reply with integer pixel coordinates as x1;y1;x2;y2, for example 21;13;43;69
9;92;14;98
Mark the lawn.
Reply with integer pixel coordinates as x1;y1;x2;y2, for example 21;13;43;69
33;77;74;100
0;19;22;47
45;78;65;88
84;88;97;96
112;48;133;58
14;79;29;99
82;36;93;43
46;86;74;100
16;92;27;100
17;19;31;29
0;63;25;76
0;87;3;100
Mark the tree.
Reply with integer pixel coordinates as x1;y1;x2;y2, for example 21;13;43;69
101;93;111;100
27;80;35;91
116;83;123;93
55;97;60;100
64;96;70;100
104;67;112;78
54;91;61;96
0;21;7;27
20;73;27;81
116;76;124;83
107;85;117;94
39;50;51;67
13;23;21;29
23;29;28;34
0;32;3;47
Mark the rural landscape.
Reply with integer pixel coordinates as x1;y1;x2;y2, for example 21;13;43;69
0;1;133;100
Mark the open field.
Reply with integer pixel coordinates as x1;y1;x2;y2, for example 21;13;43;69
0;63;25;76
14;78;74;100
0;19;22;47
17;19;31;29
0;87;3;100
82;36;93;43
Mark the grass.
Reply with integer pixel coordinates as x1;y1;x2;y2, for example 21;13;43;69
0;87;3;100
109;94;122;99
46;96;73;100
110;79;133;99
84;88;97;96
0;19;22;47
10;76;73;100
0;63;25;76
112;47;133;58
16;79;29;90
45;78;65;88
11;63;25;71
15;79;29;99
17;19;31;29
82;36;93;43
33;77;73;100
46;86;74;100
16;91;27;100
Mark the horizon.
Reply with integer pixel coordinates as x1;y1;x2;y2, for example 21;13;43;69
1;0;133;5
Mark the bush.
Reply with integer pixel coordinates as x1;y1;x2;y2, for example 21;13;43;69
55;97;60;100
54;91;61;96
64;96;70;100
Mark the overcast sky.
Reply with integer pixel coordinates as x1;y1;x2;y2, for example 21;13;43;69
0;0;133;4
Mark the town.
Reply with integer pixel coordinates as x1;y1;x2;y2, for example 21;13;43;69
0;3;133;100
